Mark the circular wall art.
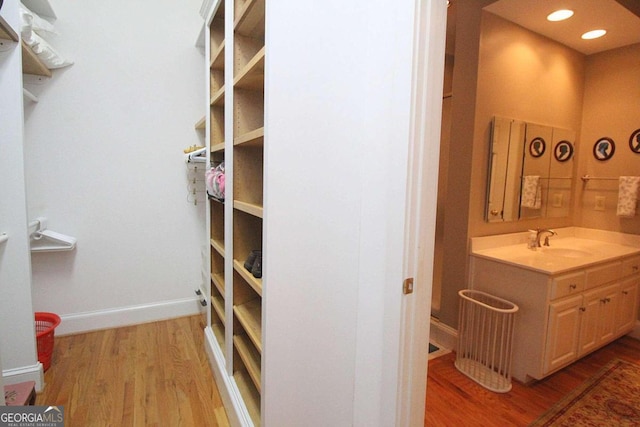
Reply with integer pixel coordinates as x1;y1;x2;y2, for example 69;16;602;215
529;137;546;158
593;137;615;161
629;129;640;154
554;141;574;162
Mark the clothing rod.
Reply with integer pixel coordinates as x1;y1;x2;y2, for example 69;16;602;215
580;175;619;182
521;176;572;180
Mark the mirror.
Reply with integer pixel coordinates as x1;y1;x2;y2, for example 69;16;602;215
486;116;575;222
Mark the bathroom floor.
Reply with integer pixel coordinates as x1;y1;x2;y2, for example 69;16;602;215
428;341;451;360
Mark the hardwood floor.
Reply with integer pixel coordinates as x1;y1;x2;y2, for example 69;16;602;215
36;315;229;427
425;335;640;426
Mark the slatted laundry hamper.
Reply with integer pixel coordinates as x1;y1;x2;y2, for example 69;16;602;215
455;290;519;392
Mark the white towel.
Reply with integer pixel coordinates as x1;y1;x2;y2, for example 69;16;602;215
617;176;640;217
521;176;541;209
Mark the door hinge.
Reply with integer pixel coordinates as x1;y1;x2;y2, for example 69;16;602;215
403;278;414;295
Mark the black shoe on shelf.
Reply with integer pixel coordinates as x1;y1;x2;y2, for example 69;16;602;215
251;252;262;279
244;250;260;271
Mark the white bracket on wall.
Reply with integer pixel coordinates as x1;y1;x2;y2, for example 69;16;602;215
0;233;8;245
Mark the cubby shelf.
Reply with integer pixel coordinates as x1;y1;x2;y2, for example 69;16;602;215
234;47;264;90
233;299;262;353
210;238;225;257
211;272;225;297
211;142;225;153
233;200;263;218
212;295;226;324
233;259;262;296
234;369;260;425
234;126;264;147
210;86;225;106
210;40;225;70
234;0;265;37
195;115;206;130
234;334;262;392
212;322;225;349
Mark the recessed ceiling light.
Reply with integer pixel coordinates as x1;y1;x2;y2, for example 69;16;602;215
547;9;574;22
581;29;607;40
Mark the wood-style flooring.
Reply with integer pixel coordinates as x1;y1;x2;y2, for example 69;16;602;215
36;315;229;427
35;315;639;426
425;335;640;426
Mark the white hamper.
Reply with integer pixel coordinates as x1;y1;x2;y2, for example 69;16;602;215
455;290;519;392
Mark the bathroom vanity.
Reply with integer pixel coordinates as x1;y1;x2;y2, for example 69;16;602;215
469;228;640;383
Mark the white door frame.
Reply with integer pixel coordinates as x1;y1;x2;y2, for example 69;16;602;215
397;1;448;425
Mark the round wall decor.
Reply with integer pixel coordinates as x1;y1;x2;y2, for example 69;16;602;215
554;141;574;162
529;137;546;158
629;129;640;154
593;137;615;161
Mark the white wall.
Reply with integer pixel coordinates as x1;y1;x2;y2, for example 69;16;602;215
23;0;207;334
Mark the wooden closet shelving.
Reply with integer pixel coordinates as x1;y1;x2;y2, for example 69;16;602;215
205;0;265;424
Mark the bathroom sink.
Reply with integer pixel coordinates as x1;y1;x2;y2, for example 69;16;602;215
539;247;593;258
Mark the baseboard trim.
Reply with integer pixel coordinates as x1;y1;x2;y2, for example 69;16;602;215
627;320;640;340
204;327;254;426
429;317;458;352
56;297;204;336
3;362;44;392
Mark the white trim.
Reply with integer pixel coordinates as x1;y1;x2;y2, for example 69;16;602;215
56;297;203;336
204;327;254;427
628;320;640;340
396;0;448;425
2;362;44;393
430;317;458;352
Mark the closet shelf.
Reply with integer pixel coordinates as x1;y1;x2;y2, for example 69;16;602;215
234;200;263;218
235;0;265;38
0;17;19;42
212;322;225;349
234;127;264;147
212;295;226;324
234;47;264;90
234;334;262;392
234;369;260;424
21;41;52;77
210;86;225;106
233;259;262;296
210;40;225;70
211;142;225;153
233;299;262;353
211;272;225;297
210;238;225;257
195;115;206;130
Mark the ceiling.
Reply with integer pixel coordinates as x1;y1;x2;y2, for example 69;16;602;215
484;0;640;55
446;0;640;56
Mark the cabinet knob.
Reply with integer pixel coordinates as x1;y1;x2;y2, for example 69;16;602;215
570;284;577;290
580;307;586;312
633;265;639;272
623;290;629;295
490;209;499;216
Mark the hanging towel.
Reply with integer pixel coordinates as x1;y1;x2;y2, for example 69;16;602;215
617;176;640;217
521;176;542;209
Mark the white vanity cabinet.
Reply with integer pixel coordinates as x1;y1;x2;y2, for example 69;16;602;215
470;253;639;383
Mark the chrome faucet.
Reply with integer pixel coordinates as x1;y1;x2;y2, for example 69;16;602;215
536;228;557;247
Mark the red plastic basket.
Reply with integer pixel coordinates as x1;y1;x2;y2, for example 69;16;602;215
35;312;61;372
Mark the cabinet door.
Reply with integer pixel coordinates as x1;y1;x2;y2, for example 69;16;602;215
579;284;619;357
544;294;582;374
597;284;619;344
616;277;639;335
